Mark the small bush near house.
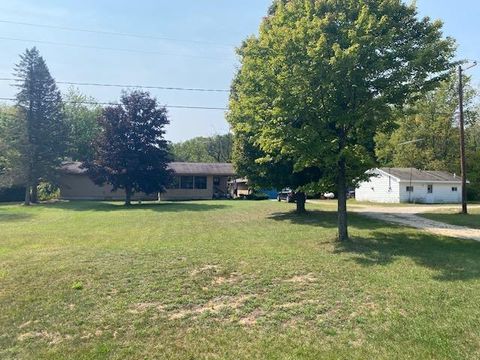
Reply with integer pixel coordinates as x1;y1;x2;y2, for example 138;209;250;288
37;182;60;201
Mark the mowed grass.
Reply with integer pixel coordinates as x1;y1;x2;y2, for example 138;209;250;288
420;207;480;229
1;201;480;359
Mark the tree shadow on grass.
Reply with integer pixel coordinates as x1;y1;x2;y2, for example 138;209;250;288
46;201;229;213
336;230;480;282
269;209;480;282
268;210;380;230
0;211;33;222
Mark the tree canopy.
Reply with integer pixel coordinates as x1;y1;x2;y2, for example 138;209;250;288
229;0;457;240
64;88;102;162
86;91;173;205
171;134;233;163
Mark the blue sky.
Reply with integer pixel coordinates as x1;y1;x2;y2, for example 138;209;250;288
0;0;478;142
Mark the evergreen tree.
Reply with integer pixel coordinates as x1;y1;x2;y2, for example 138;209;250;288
86;91;173;206
14;47;67;205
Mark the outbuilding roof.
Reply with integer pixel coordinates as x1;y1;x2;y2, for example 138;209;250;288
379;168;462;183
61;161;235;176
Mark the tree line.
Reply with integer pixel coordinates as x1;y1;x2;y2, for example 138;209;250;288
0;48;176;205
0;48;234;205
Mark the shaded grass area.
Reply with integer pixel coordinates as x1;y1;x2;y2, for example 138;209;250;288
1;200;480;359
420;208;480;230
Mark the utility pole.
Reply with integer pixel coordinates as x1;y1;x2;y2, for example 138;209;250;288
458;61;477;214
458;65;468;214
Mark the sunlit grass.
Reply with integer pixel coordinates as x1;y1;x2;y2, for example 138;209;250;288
1;200;480;359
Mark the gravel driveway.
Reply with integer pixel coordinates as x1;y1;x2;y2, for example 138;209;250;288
352;204;480;242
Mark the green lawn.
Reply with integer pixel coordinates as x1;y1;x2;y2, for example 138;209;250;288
1;200;480;359
420;208;480;229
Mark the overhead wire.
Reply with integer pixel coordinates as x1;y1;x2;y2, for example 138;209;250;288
0;36;234;61
0;97;228;111
0;78;230;93
0;19;235;47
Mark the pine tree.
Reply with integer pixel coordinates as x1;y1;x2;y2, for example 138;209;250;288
14;47;67;205
86;91;173;206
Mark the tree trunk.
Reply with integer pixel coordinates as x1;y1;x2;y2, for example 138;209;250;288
337;157;349;242
296;191;306;213
125;187;132;206
24;185;31;206
31;183;38;203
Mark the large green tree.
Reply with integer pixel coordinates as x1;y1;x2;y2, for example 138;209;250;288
64;88;102;162
464;104;480;200
86;91;172;206
229;0;456;241
172;134;233;163
14;47;67;205
0;106;28;188
375;74;477;172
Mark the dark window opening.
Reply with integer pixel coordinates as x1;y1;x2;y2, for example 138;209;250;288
170;176;180;189
195;176;207;190
213;177;221;187
452;187;458;192
181;176;194;189
406;186;414;192
427;185;433;194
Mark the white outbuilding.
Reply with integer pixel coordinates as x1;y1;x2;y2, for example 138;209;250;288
355;168;464;204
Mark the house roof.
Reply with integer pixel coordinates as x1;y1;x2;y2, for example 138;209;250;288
168;162;235;176
378;168;462;183
61;161;235;176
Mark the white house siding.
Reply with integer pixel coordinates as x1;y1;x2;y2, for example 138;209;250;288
398;182;462;204
356;171;400;203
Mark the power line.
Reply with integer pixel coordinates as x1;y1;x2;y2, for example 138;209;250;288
0;19;235;48
0;77;229;93
0;97;228;111
0;36;233;61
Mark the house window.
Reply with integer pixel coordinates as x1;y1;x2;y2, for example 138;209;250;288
213;177;221;187
427;185;433;194
406;186;414;192
194;176;207;190
452;187;458;192
180;176;194;189
170;176;180;189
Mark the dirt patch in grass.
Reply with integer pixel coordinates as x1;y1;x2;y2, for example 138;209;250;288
212;272;242;285
128;302;165;314
190;264;220;277
18;331;72;345
286;273;317;284
169;295;253;320
239;309;264;326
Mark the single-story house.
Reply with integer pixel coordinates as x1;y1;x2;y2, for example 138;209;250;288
160;162;234;201
355;168;465;204
59;161;235;201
